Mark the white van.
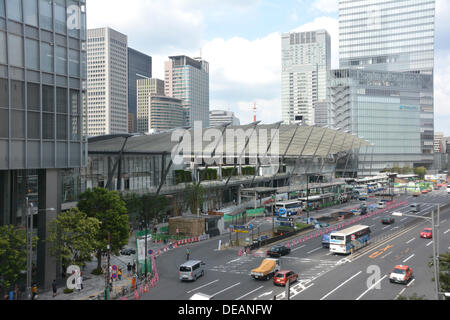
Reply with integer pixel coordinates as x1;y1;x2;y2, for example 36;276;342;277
179;260;205;281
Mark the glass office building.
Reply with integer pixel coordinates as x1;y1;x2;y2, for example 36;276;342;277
330;69;433;175
339;0;435;75
128;47;152;133
0;0;87;289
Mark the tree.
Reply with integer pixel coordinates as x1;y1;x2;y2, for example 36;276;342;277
77;188;130;271
47;208;101;270
438;252;450;295
414;166;427;179
0;225;37;294
397;293;426;300
184;183;205;216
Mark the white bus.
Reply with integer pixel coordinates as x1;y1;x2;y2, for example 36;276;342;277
329;225;371;254
275;200;303;217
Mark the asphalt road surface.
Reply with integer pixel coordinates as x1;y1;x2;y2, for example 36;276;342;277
140;189;450;300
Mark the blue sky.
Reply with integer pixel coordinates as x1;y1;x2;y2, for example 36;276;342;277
87;0;450;136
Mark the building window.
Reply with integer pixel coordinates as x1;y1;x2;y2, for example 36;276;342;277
24;0;38;26
42;85;54;112
0;31;6;64
57;114;67;140
11;80;24;109
56;87;67;113
27;111;40;139
56;45;67;75
8;34;23;67
69;49;80;77
25;38;39;70
39;0;52;31
27;82;40;111
0;108;7;137
6;0;22;22
42;113;54;139
0;78;7;108
11;109;24;138
0;0;5;17
41;42;54;73
55;2;66;35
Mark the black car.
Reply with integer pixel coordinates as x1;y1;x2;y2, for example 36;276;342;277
120;248;136;256
267;245;291;258
381;217;395;225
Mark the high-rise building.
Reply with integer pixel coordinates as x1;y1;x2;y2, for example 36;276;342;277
339;0;435;75
334;0;436;174
434;132;444;153
0;0;87;289
209;110;241;127
281;30;331;125
165;55;209;127
330;69;433;176
87;27;128;136
128;47;152;133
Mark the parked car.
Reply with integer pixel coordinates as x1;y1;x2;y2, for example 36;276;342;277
381;216;395;225
267;245;291;258
420;228;432;239
120;248;136;255
273;270;299;286
389;265;413;284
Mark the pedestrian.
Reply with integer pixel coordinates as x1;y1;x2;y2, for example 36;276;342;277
52;280;57;298
80;272;84;290
31;284;37;300
127;263;132;276
132;262;136;274
76;274;82;291
14;284;19;300
118;269;122;281
186;248;190;261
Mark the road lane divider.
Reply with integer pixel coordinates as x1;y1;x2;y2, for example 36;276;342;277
211;282;241;297
235;286;264;300
186;279;219;294
320;271;362;300
356;275;387;300
402;254;415;263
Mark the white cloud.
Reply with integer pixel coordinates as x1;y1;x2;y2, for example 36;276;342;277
312;0;339;13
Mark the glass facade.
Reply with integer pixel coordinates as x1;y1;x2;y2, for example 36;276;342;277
128;47;152;133
0;0;87;170
330;69;433;175
339;0;435;75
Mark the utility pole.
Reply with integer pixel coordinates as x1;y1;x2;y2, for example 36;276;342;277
105;232;111;300
26;197;33;300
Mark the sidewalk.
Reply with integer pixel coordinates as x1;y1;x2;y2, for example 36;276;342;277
37;230;169;300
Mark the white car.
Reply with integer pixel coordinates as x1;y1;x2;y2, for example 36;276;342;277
189;292;213;300
378;202;386;209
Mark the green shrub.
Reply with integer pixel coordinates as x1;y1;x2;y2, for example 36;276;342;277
64;288;74;294
91;268;103;276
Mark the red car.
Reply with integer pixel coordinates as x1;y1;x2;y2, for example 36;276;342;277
420;228;432;239
273;270;298;286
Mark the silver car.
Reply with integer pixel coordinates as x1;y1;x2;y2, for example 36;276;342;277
179;260;205;281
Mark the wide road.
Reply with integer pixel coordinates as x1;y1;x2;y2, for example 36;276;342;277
141;189;450;300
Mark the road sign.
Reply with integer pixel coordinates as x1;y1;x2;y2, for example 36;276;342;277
148;250;153;255
112;265;118;272
111;273;118;280
248;223;253;230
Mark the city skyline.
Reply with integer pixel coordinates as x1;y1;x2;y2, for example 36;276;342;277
86;0;450;136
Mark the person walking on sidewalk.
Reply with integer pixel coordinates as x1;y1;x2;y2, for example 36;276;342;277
118;269;122;281
52;280;57;298
127;263;132;276
31;284;38;300
186;248;190;261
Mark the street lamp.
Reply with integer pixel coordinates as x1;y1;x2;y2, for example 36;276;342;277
392;206;441;300
26;198;55;300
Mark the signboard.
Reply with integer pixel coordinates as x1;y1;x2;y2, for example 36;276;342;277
351;235;356;240
231;225;251;233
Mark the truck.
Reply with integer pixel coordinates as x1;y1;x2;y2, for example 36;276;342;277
251;258;280;280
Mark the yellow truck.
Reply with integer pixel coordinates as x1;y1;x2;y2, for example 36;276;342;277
251;258;280;280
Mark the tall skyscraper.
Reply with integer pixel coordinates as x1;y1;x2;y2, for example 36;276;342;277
87;27;128;136
339;0;435;75
0;0;87;289
281;30;331;125
334;0;436;175
128;47;152;133
165;55;210;127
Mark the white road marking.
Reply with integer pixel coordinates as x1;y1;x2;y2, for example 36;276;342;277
426;241;433;247
400;218;407;222
403;254;415;263
407;279;415;287
258;290;273;298
235;286;264;300
320;271;362;300
395;288;406;300
382;225;390;230
406;238;415;244
291;245;306;252
356;275;387;300
211;282;241;297
186;279;219;294
307;247;322;254
444;229;450;235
